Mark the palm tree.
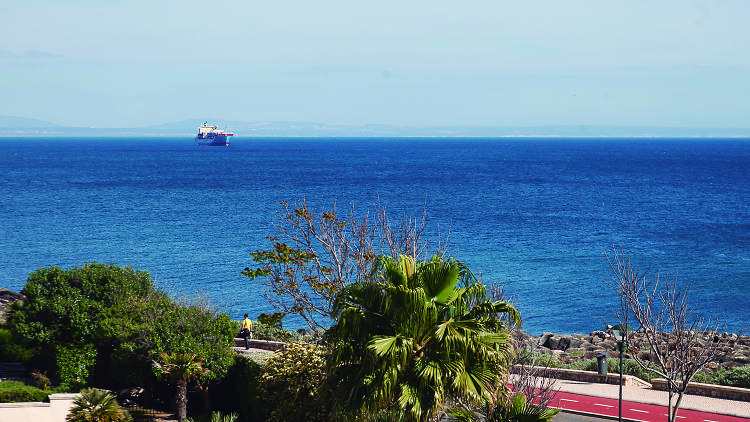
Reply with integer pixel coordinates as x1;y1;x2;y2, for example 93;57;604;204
325;255;520;421
157;352;205;422
67;388;132;422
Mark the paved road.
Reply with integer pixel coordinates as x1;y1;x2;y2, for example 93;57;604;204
556;412;616;422
550;391;750;422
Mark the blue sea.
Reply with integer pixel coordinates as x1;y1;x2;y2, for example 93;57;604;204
1;137;748;335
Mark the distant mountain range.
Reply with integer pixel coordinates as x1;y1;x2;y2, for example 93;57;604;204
1;116;749;138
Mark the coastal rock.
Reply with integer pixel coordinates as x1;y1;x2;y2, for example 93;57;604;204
538;333;554;348
591;330;608;340
0;288;25;323
528;328;750;372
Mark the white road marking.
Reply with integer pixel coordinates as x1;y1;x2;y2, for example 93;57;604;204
594;403;614;408
704;420;720;422
630;409;649;413
559;399;579;403
665;416;686;419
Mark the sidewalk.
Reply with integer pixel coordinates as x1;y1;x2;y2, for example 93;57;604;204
553;378;750;419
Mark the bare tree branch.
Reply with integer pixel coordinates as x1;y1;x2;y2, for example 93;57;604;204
605;248;729;422
243;198;449;331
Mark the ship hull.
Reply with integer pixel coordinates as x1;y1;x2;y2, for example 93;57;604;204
196;134;232;147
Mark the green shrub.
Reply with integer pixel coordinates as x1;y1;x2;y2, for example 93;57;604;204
186;412;239;422
252;321;302;343
556;357;659;382
0;381;49;403
691;370;715;384
258;343;330;422
211;355;266;422
0;328;32;362
568;358;597;371
529;352;561;368
714;365;750;389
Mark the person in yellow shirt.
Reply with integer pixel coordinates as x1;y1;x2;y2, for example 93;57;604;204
240;314;253;350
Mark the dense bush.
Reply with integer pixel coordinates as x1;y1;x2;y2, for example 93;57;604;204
693;365;750;388
0;328;32;362
534;353;750;387
211;355;265;422
715;365;750;389
6;263;156;389
258;343;330;422
6;262;236;406
0;381;49;403
251;320;302;343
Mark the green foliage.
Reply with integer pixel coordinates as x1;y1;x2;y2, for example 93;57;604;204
716;365;750;388
56;343;97;391
0;380;49;403
252;320;302;342
186;412;239;422
156;352;204;422
7;263;155;387
258;343;330;422
696;365;750;388
449;392;560;422
493;393;559;422
0;328;32;362
257;312;285;329
211;355;266;422
325;255;520;421
7;262;236;397
66;388;132;422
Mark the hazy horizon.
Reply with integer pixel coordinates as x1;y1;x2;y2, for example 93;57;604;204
3;1;750;129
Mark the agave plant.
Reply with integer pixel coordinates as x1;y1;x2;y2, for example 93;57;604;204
325;254;520;421
66;388;132;422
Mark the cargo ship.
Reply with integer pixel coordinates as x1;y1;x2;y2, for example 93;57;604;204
196;122;234;146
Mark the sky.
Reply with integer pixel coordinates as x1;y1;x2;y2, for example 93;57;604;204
2;0;750;128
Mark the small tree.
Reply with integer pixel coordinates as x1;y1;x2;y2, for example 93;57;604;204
243;198;446;331
156;352;205;422
606;249;729;422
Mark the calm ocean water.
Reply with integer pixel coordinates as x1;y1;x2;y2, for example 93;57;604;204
1;137;748;334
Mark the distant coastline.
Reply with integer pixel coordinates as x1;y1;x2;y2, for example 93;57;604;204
2;116;750;138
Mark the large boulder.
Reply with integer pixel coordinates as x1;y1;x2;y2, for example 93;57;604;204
0;288;25;323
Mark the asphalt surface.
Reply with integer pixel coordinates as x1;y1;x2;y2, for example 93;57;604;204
551;390;750;422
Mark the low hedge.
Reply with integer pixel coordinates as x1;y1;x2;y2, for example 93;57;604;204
0;381;49;403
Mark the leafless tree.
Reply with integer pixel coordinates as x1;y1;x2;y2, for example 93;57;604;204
487;282;559;408
606;248;728;422
509;338;559;408
243;197;448;331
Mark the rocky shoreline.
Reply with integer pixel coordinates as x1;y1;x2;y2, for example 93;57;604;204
513;328;750;371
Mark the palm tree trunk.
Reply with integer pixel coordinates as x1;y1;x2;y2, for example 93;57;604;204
176;379;187;422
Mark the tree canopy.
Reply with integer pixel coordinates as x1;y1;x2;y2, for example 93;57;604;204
243;199;443;331
7;263;235;397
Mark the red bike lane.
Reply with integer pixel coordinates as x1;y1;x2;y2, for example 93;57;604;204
550;390;750;422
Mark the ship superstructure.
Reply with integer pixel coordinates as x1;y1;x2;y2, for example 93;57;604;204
196;122;234;146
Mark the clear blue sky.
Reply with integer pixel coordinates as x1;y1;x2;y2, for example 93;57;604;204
2;0;749;128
